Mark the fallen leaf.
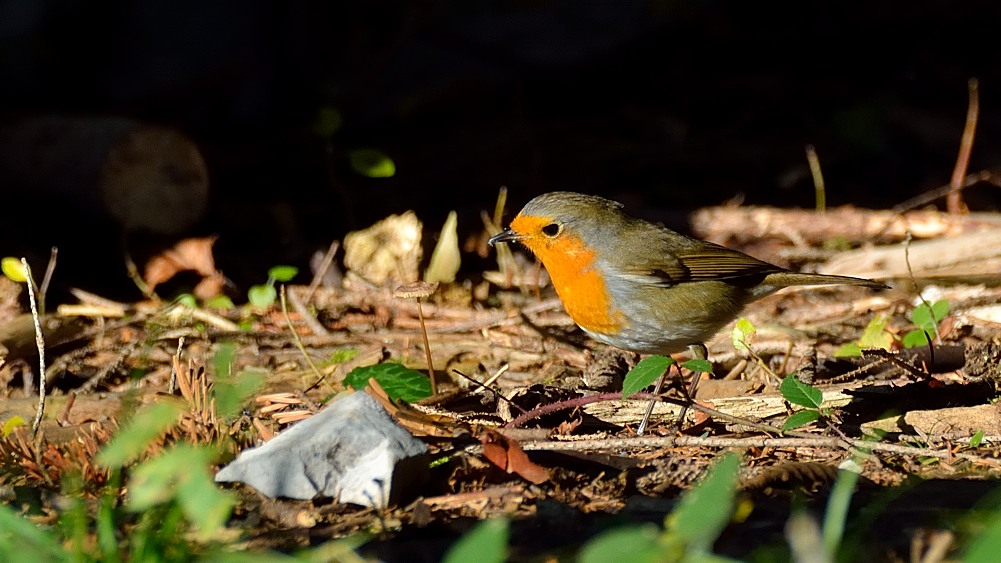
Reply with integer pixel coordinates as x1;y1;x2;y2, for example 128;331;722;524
478;429;549;484
144;237;224;297
343;212;422;286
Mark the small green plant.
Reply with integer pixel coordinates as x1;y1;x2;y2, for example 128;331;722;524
622;355;713;399
247;265;299;309
901;299;949;348
1;256;27;282
443;518;509;563
837;300;950;357
343;362;433;402
579;453;742;562
835;313;894;357
779;374;825;430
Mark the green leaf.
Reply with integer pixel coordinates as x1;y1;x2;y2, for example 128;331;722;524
328;348;359;364
176;293;198;308
442;518;508;563
668;452;740;553
348;149;396;178
963;509;1001;563
822;467;860;560
731;317;756;352
931;300;950;323
205;295;235;310
910;303;934;332
579;525;662;563
2;416;25;438
683;359;713;374
96;401;186;468
214;342;236;378
127;445;235;541
970;430;985;448
834;342;862;358
782;410;821;431
267;265;299;283
902;329;931;349
343;363;432;402
248;284;277;308
0;503;67;560
621;355;675;399
780;375;823;409
1;257;27;283
857;313;894;351
215;369;265;420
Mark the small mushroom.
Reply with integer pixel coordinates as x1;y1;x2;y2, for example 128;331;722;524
394;281;439;395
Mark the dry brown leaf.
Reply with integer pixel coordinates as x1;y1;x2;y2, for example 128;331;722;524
479;428;549;484
144;236;223;295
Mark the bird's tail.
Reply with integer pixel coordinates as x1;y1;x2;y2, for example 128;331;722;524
763;272;889;290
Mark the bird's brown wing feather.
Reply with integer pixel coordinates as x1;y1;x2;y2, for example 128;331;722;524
619;244;781;287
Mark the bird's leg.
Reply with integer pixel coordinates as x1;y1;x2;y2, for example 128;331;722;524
676;343;708;428
635;366;670;435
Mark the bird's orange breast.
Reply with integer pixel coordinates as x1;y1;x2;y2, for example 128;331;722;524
510;215;625;334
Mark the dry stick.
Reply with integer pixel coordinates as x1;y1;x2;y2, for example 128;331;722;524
23;259;47;436
304;240;340;304
805;144;826;213
287;285;330;338
38;246;57;316
891;170;995;213
500;387;1001;466
513;435;1000;466
505;391;672;429
947;78;979;214
279;286;326;388
168;336;185;394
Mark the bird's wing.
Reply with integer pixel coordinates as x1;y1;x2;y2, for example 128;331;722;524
618;244;779;287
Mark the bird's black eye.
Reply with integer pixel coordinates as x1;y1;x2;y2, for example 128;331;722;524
541;222;562;237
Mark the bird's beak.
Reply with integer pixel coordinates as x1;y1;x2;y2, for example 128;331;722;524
488;228;520;246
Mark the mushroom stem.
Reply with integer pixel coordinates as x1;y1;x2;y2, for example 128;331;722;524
415;297;436;395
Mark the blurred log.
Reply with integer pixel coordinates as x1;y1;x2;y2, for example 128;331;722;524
0;116;208;234
690;206;1001;246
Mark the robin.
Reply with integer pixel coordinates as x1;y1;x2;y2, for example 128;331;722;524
489;192;886;427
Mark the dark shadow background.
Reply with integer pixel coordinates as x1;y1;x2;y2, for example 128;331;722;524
1;0;999;298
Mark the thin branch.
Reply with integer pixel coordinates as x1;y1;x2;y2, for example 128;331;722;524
38;246;58;316
305;240;340;304
280;285;326;388
168;336;185;395
23;259;47;435
947;78;978;214
513;435;1001;466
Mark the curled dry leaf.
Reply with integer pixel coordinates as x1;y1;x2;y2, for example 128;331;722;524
478;428;549;484
343;211;422;286
144;236;225;298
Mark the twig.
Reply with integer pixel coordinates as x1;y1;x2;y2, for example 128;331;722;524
287;285;330;337
505;391;675;428
280;285;326;386
38;246;57;316
891;170;994;213
168;336;185;394
947;78;978;214
78;339;142;393
305;240;340;304
513;435;1001;466
23;259;47;435
805;144;826;213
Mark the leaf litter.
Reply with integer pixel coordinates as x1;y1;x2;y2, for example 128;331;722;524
2;203;1001;559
